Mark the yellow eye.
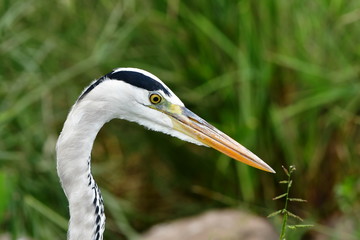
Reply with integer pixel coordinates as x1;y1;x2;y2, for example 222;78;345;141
149;93;162;104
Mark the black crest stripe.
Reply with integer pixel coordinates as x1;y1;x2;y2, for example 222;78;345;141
107;71;171;96
78;76;107;101
78;70;171;101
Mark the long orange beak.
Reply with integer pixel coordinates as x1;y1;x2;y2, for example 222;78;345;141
160;104;275;173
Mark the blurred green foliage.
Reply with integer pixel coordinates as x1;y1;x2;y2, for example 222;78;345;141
1;0;360;239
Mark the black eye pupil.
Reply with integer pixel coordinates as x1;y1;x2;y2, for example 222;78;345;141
150;94;162;104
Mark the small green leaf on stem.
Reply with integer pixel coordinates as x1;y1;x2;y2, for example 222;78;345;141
267;209;282;218
286;210;304;221
282;165;290;177
288;224;314;229
288;198;307;202
273;193;288;200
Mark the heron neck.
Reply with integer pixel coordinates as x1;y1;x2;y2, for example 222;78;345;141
56;101;110;240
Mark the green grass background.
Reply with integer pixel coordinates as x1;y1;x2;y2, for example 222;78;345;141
1;0;360;239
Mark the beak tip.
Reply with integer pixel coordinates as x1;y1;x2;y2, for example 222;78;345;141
261;163;276;174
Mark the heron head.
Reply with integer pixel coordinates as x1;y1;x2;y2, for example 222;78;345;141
78;68;275;173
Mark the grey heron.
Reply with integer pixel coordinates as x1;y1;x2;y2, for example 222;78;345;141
56;68;274;240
